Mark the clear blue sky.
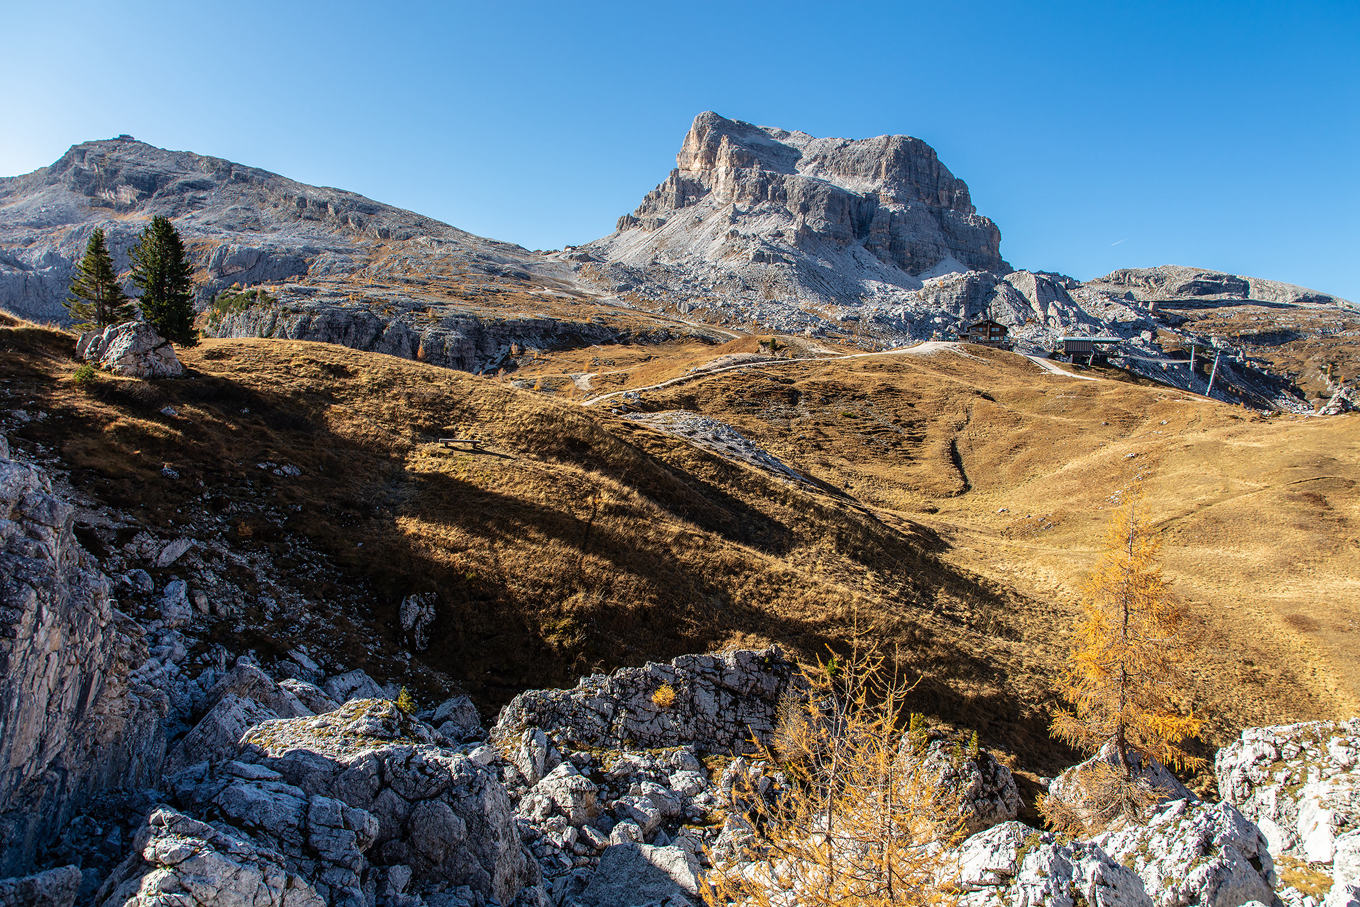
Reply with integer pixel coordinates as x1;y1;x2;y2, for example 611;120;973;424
5;0;1357;301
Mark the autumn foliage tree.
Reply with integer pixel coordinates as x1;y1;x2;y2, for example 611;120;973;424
1046;495;1203;829
702;648;962;907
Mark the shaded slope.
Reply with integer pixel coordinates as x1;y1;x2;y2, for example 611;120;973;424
0;319;1073;771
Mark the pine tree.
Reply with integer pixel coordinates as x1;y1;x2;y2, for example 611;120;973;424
130;216;198;346
65;228;135;329
1049;496;1204;807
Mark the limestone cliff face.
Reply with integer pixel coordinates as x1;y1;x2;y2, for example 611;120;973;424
582;112;1008;315
207;299;726;374
0;435;167;875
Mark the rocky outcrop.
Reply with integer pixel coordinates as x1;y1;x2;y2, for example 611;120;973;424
1217;719;1360;907
76;323;183;378
237;699;540;905
1084;266;1352;308
103;695;543;907
0;434;167;875
0;865;82;907
903;732;1021;835
1217;720;1360;862
96;807;327;907
491;647;796;754
1046;739;1196;833
955;800;1277;907
205;298;723;376
955;821;1151;907
1093;799;1278;907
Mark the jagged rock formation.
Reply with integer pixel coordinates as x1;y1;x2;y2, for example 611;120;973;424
0;434;168;876
955;800;1278;907
904;731;1021;835
490;647;796;754
579;111;1005;319
207;300;724;376
574;114;1357;410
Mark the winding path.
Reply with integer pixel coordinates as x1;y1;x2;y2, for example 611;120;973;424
582;342;1097;406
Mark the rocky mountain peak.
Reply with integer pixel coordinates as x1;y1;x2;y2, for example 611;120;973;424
580;113;1007;330
672;111;979;215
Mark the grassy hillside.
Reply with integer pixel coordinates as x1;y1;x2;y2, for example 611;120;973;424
3;315;1355;796
620;343;1360;741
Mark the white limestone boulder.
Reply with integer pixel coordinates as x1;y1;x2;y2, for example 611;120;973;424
1216;720;1360;861
77;323;183;379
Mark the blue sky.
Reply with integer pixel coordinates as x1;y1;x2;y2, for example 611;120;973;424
5;0;1357;301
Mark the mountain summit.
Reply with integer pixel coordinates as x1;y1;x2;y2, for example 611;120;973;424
578;112;1007;323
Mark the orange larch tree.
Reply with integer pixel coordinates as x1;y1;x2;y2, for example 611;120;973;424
1050;495;1204;782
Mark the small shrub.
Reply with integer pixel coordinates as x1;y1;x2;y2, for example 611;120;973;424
652;682;677;710
72;363;98;389
206;286;276;330
395;687;415;714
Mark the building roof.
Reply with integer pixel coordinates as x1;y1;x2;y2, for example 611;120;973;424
1059;335;1121;343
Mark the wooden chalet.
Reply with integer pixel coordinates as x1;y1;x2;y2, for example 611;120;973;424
960;319;1011;347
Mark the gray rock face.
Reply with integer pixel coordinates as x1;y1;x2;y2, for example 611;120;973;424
204;300;722;377
575;843;701;907
0;865;82;907
1094;799;1277;907
0;439;167;875
491;647;796;754
955;823;1151;907
1084;265;1349;308
232;699;541;905
585;111;1007;315
157;579;192;626
322;669;387;704
904;733;1021;835
1217;720;1360;862
76;323;183;378
399;593;436;652
164;693;282;774
96;807;326;907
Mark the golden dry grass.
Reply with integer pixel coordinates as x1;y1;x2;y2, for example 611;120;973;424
631;344;1360;750
4;318;1355;788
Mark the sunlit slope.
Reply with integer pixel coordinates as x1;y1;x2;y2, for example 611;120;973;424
633;344;1360;738
5;319;1352;779
2;322;1073;767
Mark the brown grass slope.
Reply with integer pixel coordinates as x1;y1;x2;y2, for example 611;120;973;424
0;319;1068;770
628;344;1360;746
5;319;1355;787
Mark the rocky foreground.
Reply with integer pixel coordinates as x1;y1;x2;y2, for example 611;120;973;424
2;428;1359;907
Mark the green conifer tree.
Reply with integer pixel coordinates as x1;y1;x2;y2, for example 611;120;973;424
130;216;198;346
65;228;135;329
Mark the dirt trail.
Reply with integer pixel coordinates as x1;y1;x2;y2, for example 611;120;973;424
584;343;1091;406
